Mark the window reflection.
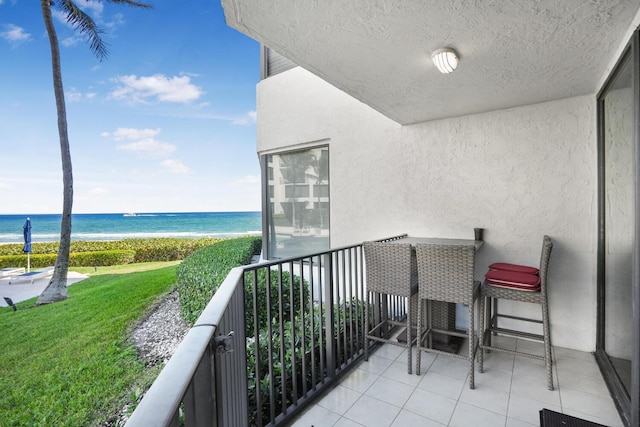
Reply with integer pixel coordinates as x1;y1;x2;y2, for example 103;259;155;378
265;146;330;258
603;54;633;395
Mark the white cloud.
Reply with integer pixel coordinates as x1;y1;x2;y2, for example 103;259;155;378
0;182;12;189
66;90;83;103
66;88;96;103
1;24;31;45
111;127;161;141
232;110;257;125
237;175;260;185
80;0;104;20
104;13;125;30
105;127;176;157
110;74;204;104
89;187;109;195
117;139;176;157
61;35;82;48
160;159;191;175
104;127;194;176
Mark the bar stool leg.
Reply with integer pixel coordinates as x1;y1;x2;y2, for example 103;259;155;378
416;298;423;375
364;291;370;361
469;301;475;389
542;299;553;390
406;295;412;374
478;295;485;373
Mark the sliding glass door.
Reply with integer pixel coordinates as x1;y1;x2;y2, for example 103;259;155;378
597;30;640;427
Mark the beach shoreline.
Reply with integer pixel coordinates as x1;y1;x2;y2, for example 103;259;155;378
0;211;262;244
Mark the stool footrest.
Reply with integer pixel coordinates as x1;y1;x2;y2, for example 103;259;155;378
481;342;547;362
488;326;544;342
493;312;543;325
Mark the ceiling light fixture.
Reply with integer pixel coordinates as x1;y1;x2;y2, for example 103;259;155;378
431;48;459;74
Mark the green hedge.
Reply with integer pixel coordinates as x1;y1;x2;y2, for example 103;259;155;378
0;238;222;267
0;250;137;269
173;235;367;426
176;236;262;325
244;269;310;338
247;298;367;426
70;250;136;266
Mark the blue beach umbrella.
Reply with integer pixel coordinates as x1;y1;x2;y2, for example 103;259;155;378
23;217;32;272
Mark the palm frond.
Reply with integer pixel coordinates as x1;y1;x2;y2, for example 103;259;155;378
52;1;151;61
56;0;109;60
105;0;152;8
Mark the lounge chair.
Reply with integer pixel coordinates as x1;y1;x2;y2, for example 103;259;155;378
9;267;55;285
0;267;26;278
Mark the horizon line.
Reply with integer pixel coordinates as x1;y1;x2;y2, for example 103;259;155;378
0;210;262;216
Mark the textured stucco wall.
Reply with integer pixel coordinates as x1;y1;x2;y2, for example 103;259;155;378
257;67;597;351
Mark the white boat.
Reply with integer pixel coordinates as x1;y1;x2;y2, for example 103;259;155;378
123;213;137;217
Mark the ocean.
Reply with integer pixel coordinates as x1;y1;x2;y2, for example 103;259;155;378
0;212;262;244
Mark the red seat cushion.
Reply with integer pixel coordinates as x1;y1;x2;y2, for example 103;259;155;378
489;262;539;276
485;269;541;291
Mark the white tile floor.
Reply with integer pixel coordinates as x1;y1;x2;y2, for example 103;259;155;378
288;337;624;427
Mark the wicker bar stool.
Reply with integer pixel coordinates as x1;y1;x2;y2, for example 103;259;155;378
363;241;418;374
415;244;480;389
478;235;554;390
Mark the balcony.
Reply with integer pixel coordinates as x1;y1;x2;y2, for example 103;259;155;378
290;339;622;426
125;237;623;427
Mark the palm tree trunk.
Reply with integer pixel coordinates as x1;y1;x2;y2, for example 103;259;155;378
37;0;73;304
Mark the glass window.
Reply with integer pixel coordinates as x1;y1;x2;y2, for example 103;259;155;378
285;185;310;198
264;146;330;258
601;52;634;396
313;184;329;197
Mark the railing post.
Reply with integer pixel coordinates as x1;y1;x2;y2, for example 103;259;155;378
323;253;336;378
124;326;217;427
214;270;248;427
183;344;216;427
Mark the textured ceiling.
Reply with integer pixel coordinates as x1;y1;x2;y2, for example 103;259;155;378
223;0;639;125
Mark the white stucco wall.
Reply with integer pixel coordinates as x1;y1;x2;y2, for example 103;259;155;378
257;67;598;352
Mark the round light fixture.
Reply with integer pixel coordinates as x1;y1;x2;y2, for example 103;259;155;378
431;48;459;74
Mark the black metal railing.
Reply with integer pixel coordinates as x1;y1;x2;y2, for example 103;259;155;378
125;234;408;427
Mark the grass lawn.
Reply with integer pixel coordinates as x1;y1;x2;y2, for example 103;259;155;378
73;260;181;276
0;263;179;426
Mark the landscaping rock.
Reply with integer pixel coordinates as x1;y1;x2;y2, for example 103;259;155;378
106;290;189;426
131;290;189;366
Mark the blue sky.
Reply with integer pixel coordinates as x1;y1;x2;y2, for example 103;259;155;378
0;0;261;214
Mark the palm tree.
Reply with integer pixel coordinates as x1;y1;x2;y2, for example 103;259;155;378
37;0;151;305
